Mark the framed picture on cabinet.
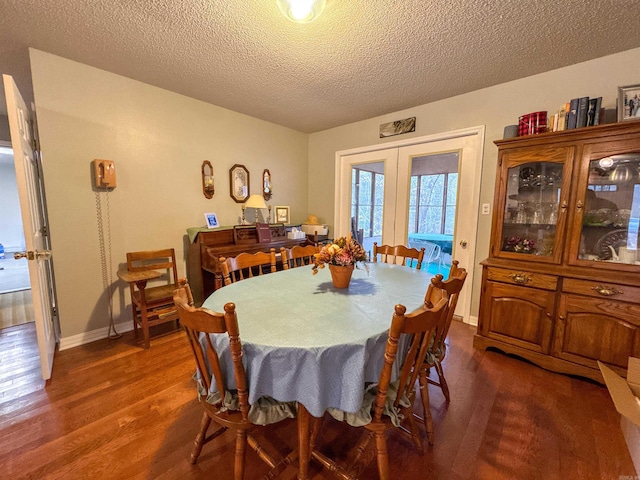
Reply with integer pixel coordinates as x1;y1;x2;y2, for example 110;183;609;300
274;206;290;224
204;212;219;229
617;84;640;122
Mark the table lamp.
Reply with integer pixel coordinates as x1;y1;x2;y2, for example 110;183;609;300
242;194;268;224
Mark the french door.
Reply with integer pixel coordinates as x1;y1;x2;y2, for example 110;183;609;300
335;127;485;324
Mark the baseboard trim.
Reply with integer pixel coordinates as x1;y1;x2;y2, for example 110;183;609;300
59;321;133;350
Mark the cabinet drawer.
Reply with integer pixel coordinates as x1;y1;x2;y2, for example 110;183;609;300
562;278;640;304
486;268;557;291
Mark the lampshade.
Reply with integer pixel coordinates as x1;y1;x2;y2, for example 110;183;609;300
245;194;267;209
277;0;326;23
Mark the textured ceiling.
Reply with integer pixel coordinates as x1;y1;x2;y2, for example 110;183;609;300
1;0;640;133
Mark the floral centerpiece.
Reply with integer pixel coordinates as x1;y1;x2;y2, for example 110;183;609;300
503;235;536;254
312;234;368;274
312;234;368;287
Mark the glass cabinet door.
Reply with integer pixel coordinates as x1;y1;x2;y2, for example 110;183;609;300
494;146;573;263
576;152;640;266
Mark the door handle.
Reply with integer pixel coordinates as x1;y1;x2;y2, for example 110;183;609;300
14;250;52;261
459;240;468;248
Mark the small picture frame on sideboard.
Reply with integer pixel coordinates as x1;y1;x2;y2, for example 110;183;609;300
204;212;219;229
617;84;640;122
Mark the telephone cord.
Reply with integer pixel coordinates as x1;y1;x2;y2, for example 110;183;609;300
96;190;121;339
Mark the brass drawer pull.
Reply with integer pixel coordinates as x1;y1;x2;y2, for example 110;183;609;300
509;273;531;284
592;285;623;296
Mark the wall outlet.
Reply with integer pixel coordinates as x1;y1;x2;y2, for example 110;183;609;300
482;203;491;215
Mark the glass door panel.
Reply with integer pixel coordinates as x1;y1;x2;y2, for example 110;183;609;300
501;161;563;257
578;153;640;264
351;162;385;255
405;153;458;275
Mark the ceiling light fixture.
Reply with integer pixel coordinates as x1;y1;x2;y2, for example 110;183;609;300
277;0;326;23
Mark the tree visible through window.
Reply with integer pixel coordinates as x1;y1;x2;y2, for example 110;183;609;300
408;173;458;234
352;168;456;238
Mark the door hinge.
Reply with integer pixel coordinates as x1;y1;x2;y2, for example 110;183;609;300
41;225;48;237
51;306;58;319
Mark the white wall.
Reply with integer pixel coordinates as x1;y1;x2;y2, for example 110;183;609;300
29;49;309;340
308;47;640;317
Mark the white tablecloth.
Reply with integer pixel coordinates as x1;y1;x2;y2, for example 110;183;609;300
202;262;432;417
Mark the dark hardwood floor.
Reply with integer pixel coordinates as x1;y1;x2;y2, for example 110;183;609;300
0;320;635;479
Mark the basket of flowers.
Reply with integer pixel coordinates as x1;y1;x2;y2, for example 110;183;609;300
312;234;368;288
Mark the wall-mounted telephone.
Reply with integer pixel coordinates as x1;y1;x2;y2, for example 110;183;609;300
93;159;117;189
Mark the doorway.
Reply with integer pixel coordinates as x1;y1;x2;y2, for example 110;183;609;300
335;126;485;324
0;143;34;329
351;152;458;276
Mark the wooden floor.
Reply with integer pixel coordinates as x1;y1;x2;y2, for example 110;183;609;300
0;320;635;479
0;290;33;329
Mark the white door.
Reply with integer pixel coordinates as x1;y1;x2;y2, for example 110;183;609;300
4;74;58;380
335;127;485;324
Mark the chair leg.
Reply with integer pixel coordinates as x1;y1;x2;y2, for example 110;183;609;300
190;412;212;464
418;370;435;445
235;429;247;480
374;429;389;480
404;408;423;451
434;360;450;403
140;309;150;349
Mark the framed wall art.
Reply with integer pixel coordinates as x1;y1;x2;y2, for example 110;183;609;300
229;164;250;203
379;117;416;138
617;84;640;122
274;205;290;224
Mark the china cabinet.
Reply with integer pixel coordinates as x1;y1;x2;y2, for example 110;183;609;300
475;122;640;382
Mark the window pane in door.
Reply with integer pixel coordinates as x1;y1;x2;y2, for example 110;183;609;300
420;175;444;233
373;175;384;236
445;173;459;234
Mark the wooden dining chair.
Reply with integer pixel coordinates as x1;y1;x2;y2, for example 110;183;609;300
280;244;319;270
123;248;179;349
309;287;448;479
372;242;425;269
422;260;468;403
173;280;297;480
220;249;277;285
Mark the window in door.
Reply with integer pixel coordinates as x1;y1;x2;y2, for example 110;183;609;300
351;162;385;253
408;172;458;235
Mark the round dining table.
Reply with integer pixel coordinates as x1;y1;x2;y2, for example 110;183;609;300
202;261;433;478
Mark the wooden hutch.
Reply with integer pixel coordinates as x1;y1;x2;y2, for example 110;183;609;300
475;122;640;382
